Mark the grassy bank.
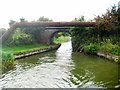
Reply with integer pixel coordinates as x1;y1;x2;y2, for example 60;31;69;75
53;36;70;44
1;43;57;73
83;41;120;62
2;43;56;54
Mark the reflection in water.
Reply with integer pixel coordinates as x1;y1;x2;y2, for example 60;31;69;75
70;53;120;88
0;41;119;88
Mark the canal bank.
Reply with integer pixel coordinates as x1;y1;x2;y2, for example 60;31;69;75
1;44;61;75
0;41;119;88
96;52;120;63
15;44;61;59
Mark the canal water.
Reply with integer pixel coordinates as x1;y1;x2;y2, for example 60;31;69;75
0;41;119;88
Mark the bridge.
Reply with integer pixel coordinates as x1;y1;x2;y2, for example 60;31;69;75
0;21;96;44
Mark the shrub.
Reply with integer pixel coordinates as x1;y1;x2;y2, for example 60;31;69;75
9;28;33;46
2;53;15;73
99;39;120;55
84;43;100;54
99;39;113;54
2;52;14;61
111;44;120;55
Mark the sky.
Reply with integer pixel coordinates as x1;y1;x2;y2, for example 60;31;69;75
0;0;119;29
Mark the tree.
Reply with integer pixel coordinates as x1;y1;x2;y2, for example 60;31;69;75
20;18;27;22
95;5;118;31
10;28;33;46
73;16;85;22
37;16;53;22
9;20;16;26
94;5;120;43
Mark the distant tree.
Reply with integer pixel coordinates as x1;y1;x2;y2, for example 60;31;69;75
9;20;16;26
73;16;85;22
37;16;53;22
20;18;27;22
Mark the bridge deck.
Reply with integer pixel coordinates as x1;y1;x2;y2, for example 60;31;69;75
11;22;96;28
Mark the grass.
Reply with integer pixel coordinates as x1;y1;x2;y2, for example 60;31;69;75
2;43;56;54
1;43;57;74
53;36;70;44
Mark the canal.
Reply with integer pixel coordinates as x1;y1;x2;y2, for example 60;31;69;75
0;41;119;88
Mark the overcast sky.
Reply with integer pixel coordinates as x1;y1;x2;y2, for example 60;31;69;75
0;0;119;29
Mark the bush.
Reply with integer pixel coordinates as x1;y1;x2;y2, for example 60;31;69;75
111;44;120;55
99;39;113;54
2;52;14;61
99;39;120;55
84;43;100;54
10;28;33;45
2;53;15;73
53;35;70;44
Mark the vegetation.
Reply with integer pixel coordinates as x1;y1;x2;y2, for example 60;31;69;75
54;36;70;44
2;53;15;72
71;5;120;62
37;16;53;22
2;43;54;54
53;32;70;44
84;43;100;54
7;28;33;46
1;16;56;73
99;39;120;55
1;43;56;73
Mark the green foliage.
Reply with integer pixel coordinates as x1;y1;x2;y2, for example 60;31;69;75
95;5;118;31
73;16;85;22
2;43;56;73
9;28;33;46
99;39;120;55
53;32;70;44
95;5;120;43
71;26;97;52
71;27;83;51
71;16;86;50
111;45;120;55
2;52;15;73
21;27;46;43
37;16;53;22
84;43;100;54
2;52;14;61
99;39;113;54
53;36;70;44
71;16;99;52
2;43;54;54
71;6;120;57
